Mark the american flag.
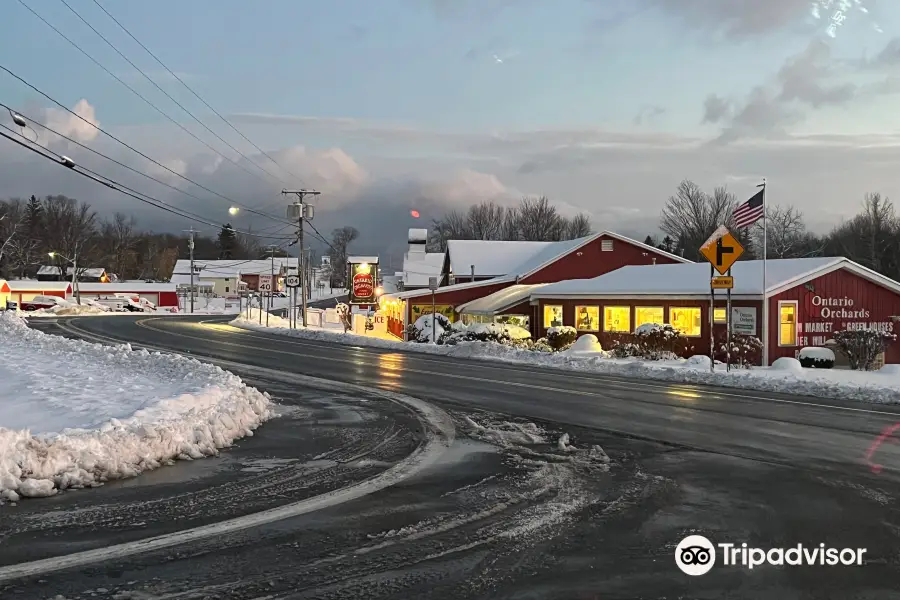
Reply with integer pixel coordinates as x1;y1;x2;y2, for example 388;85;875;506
733;187;765;229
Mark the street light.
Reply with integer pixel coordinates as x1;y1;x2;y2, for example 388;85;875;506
48;250;81;305
228;206;239;216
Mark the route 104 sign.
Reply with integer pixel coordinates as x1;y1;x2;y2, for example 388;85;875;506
286;275;300;288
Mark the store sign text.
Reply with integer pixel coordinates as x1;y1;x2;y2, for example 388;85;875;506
798;320;894;347
811;295;871;319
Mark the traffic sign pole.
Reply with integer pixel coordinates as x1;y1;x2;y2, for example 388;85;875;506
709;263;715;373
726;266;732;372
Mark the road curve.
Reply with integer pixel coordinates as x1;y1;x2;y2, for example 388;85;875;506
57;314;900;479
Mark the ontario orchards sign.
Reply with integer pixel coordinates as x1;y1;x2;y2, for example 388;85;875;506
799;294;895;347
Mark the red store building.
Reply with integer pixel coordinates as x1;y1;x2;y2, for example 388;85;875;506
527;256;900;365
392;231;690;329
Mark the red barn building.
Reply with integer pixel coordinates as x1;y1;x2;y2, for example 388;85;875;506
390;232;690;335
529;256;900;365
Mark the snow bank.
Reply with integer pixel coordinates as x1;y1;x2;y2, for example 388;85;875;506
232;314;900;404
0;312;272;502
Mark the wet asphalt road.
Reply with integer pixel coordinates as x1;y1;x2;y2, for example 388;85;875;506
4;314;900;599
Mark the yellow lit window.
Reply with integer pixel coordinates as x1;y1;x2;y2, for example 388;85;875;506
714;308;727;323
670;307;702;336
635;307;664;329
575;305;600;331
544;305;564;328
603;306;631;332
779;302;797;346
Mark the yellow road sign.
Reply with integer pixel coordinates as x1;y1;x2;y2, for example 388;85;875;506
700;226;745;275
710;276;734;289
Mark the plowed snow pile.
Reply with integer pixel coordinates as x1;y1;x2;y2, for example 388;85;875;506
0;312;272;503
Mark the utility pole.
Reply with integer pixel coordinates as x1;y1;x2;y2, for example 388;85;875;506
184;227;199;314
266;244;278;326
284;189;320;327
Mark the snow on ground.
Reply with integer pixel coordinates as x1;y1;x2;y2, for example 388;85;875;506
232;310;900;405
0;312;273;503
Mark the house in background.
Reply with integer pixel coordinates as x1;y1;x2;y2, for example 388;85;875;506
170;258;300;297
35;266;112;283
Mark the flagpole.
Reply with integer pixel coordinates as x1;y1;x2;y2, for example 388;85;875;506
761;178;768;367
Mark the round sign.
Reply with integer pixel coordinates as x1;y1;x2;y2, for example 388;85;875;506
353;272;374;298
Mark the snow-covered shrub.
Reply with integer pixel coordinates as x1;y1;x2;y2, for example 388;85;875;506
833;328;896;370
406;313;451;343
444;322;532;348
566;334;603;354
715;333;763;368
798;346;835;369
546;326;577;351
610;323;686;360
532;337;554;352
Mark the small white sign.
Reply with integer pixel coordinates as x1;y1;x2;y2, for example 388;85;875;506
731;307;757;336
286;275;301;288
428;276;439;290
258;274;273;292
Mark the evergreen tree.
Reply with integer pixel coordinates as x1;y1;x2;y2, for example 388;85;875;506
643;235;656;247
25;195;43;237
217;224;238;259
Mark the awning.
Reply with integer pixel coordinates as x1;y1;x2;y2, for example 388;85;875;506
456;284;547;316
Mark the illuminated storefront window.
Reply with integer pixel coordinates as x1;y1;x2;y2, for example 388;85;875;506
603;306;631;332
779;301;797;346
634;307;664;329
575;306;600;331
713;307;726;323
543;305;564;328
670;307;702;336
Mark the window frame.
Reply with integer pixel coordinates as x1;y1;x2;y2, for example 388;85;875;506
574;305;601;331
602;305;631;333
669;306;703;337
778;300;799;347
543;304;565;329
634;306;665;329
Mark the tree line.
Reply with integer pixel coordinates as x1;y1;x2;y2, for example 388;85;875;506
0;195;302;281
426;196;593;250
650;179;900;281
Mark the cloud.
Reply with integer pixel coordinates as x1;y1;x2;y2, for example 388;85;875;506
703;37;900;142
650;0;827;36
633;105;666;125
42;99;99;145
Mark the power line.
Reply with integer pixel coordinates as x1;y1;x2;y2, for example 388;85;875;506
13;0;288;206
0;124;295;240
0;63;293;227
89;0;306;186
56;0;291;188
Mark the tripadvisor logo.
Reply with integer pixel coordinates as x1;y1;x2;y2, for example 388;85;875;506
675;535;867;576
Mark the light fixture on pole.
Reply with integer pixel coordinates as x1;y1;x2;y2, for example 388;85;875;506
48;250;81;305
228;206;239;216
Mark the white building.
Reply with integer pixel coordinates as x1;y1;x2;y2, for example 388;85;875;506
170;258;300;297
400;228;445;291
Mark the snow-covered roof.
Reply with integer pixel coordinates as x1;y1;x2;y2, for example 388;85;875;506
37;266;106;278
402;251;445;287
171;258;299;283
348;256;379;264
391;274;515;300
78;283;176;293
446;231;691;280
446;240;553;278
7;280;72;291
530;257;882;298
456;284;548;316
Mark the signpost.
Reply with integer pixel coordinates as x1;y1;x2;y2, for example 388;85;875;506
429;276;439;344
700;226;745;373
286;271;299;329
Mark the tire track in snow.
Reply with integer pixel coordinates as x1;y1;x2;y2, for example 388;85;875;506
0;340;455;583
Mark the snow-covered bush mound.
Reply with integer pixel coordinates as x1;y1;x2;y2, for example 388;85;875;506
799;346;835;369
0;312;272;503
772;357;803;372
566;334;605;355
444;322;532;347
407;313;450;343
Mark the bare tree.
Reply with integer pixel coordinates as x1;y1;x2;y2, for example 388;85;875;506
467;201;507;240
428;209;470;251
327;226;360;287
660;180;741;261
42;195;98;280
99;213;138;278
565;213;593;239
750;205;807;258
0;199;22;275
500;206;520;240
517;196;565;241
826;193;899;278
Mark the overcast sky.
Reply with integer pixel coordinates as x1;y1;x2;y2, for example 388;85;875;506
2;0;899;265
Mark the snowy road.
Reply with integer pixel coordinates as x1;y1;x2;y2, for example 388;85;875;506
5;314;900;598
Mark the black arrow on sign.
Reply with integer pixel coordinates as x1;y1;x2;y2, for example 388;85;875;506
716;237;733;266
